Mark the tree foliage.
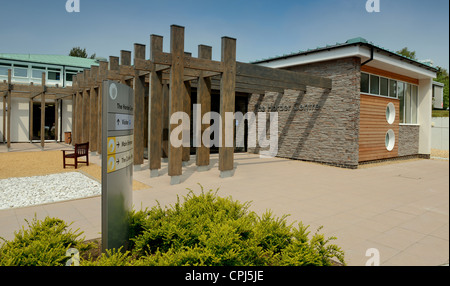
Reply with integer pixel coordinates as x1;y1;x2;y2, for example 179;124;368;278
396;47;417;60
69;47;96;59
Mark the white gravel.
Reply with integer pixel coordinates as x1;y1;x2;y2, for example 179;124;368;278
0;172;101;210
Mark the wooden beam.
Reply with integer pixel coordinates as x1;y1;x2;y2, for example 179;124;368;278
149;35;164;174
182;80;191;163
82;70;90;144
219;37;236;175
134;43;146;165
29;98;33;142
236;62;332;90
90;65;99;151
6;70;12;149
97;61;108;154
196;45;212;168
161;83;169;160
168;25;185;180
40;72;45;150
120;50;132;86
55;99;59;142
71;75;77;146
89;87;98;152
2;93;6;144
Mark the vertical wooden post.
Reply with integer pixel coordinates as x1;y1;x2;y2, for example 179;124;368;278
134;43;146;166
82;70;90;144
29;98;33;142
97;61;108;154
54;99;59;142
71;93;75;145
168;25;185;183
182;52;192;165
2;94;6;144
7;69;12;150
75;73;83;145
196;45;212;169
149;35;164;177
120;50;132;87
161;83;169;160
109;56;119;71
89;65;99;153
71;75;77;146
219;37;236;177
40;72;46;150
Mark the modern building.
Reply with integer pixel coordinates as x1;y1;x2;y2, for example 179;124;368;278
0;54;98;143
1;37;439;170
251;37;438;168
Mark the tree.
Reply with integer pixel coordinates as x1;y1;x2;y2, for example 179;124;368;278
396;47;417;60
69;47;96;59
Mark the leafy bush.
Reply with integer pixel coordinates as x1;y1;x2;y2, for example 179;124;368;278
86;186;345;266
1;187;346;266
0;216;91;266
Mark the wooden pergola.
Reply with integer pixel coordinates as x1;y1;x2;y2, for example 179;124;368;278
1;25;332;182
0;70;74;150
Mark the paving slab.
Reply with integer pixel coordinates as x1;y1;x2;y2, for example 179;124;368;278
0;148;448;266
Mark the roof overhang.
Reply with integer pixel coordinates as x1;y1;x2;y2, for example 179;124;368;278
256;44;437;80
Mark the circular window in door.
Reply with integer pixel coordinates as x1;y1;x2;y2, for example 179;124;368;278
386;102;395;124
385;129;395;151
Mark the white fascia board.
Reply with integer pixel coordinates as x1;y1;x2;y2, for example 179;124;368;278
258;45;436;80
358;46;437;79
257;45;361;69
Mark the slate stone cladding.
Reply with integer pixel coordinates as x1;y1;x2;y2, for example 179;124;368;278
398;124;420;157
247;57;361;169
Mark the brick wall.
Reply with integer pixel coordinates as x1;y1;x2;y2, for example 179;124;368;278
248;57;361;168
398;125;420;156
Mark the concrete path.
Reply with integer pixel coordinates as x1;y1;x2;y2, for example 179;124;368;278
0;145;448;266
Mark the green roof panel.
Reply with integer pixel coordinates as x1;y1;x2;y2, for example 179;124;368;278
0;53;99;69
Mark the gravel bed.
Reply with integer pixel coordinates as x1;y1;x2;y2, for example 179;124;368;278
0;172;101;210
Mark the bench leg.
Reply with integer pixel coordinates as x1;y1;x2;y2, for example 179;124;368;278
86;154;89;166
75;157;78;169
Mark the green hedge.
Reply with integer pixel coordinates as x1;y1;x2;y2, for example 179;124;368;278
0;217;91;266
0;187;346;266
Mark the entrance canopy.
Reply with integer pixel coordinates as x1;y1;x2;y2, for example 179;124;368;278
0;25;332;183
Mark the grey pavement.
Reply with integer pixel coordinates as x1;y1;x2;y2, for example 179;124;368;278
0;145;448;266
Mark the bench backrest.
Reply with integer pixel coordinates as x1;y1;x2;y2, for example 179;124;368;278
75;142;89;156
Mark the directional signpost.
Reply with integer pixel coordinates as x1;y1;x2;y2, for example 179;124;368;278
102;80;134;252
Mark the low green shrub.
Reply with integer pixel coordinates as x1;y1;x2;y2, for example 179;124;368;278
1;186;346;266
0;216;92;266
93;186;345;266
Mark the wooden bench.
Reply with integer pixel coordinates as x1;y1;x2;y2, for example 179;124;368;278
62;142;89;169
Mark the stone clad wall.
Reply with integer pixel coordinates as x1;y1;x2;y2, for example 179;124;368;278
398;125;420;156
248;57;361;168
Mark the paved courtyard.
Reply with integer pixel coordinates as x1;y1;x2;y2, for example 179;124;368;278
0;144;448;266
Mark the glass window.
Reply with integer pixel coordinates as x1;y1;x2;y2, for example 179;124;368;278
48;71;61;80
361;73;369;93
389;80;397;98
32;69;45;79
370;75;379;95
14;67;28;77
405;84;412;124
66;73;75;82
0;66;9;76
380;77;389;96
398;82;405;123
411;85;418;124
